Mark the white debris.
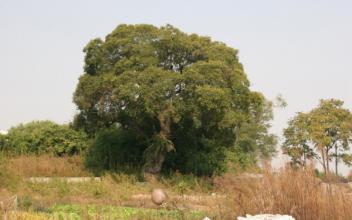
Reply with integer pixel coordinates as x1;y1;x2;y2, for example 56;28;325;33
0;130;8;135
237;214;295;220
202;217;211;220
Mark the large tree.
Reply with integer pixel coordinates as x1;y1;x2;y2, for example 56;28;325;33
73;24;276;176
283;99;352;174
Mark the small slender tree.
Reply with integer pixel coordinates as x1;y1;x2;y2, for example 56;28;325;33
283;99;352;174
283;112;316;167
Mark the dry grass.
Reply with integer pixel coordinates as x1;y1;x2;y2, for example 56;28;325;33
2;155;352;219
7;155;91;177
213;166;352;220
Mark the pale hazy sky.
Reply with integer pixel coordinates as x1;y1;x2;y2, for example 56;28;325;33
1;1;351;159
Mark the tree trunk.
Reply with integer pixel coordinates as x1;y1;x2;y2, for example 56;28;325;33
143;107;173;181
143;153;165;181
335;145;338;175
321;148;327;174
325;147;331;174
303;151;307;168
143;133;169;181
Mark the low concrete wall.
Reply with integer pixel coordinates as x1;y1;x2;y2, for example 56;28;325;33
28;177;101;183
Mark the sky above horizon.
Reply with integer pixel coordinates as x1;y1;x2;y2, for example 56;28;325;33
1;0;351;170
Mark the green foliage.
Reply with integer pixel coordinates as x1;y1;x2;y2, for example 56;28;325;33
282;112;315;167
163;134;228;176
74;24;276;176
233;95;277;159
3;121;88;156
283;99;352;174
56;180;70;198
47;204;204;220
162;172;213;194
226;147;257;173
19;195;33;210
85;127;145;175
0;134;6;151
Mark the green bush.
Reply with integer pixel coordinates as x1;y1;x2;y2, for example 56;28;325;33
19;195;33;210
164;145;227;176
163;124;227;176
86;125;228;176
85;127;146;175
3;120;88;156
0;134;6;151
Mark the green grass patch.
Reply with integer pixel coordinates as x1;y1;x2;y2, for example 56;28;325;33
44;204;205;219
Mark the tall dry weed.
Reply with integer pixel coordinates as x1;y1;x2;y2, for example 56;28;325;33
215;167;352;220
7;155;90;177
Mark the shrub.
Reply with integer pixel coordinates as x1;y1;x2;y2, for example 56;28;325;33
163;131;227;176
3;121;88;156
85;125;228;177
85;127;146;175
0;134;6;151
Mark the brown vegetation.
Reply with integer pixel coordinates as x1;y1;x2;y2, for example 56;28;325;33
1;155;352;219
7;155;90;177
214;166;352;219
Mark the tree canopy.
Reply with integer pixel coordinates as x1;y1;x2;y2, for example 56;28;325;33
283;99;352;174
73;24;276;176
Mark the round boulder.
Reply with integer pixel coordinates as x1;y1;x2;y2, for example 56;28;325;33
151;188;167;205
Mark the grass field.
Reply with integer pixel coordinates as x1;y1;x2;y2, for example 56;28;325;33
2;155;352;219
8;204;204;220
